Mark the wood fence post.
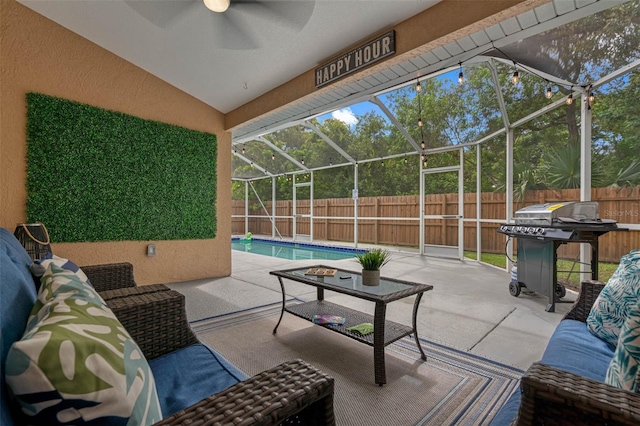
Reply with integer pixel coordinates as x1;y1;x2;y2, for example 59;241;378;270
441;197;447;245
323;200;328;240
375;197;379;244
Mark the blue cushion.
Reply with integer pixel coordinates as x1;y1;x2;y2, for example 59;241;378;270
541;319;615;381
0;228;38;426
490;320;616;426
489;388;521;426
149;343;246;417
0;228;36;291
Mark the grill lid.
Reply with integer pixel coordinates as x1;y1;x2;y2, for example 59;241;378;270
514;201;599;225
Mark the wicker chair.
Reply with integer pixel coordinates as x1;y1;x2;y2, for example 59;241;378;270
83;263;336;426
515;280;640;426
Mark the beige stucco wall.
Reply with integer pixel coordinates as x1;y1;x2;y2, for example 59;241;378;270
0;1;231;284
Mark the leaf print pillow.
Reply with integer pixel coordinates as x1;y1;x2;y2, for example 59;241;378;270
587;250;640;347
5;264;162;425
605;302;640;392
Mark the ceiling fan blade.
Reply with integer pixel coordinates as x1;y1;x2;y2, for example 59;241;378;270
127;0;315;51
231;0;315;32
209;11;260;50
125;0;196;29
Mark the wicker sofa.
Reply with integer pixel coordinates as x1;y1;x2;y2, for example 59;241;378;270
0;227;335;425
490;280;640;425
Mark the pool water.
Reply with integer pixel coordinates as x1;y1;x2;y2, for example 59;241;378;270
231;238;364;261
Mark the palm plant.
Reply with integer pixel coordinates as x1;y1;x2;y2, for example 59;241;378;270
610;160;640;187
542;145;582;189
355;248;391;271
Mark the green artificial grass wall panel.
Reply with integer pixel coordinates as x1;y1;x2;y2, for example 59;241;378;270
25;93;217;242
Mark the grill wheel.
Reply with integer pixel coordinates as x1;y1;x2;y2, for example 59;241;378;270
555;283;567;298
509;281;521;297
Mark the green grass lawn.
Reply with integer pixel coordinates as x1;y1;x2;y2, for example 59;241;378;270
464;251;618;288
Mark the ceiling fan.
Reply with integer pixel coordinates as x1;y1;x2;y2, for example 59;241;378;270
126;0;315;50
203;0;231;12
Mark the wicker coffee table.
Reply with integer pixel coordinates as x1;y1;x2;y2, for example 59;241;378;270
270;265;433;386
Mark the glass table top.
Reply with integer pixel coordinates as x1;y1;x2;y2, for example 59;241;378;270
273;265;431;298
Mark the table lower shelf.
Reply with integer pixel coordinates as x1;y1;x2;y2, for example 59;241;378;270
284;300;414;346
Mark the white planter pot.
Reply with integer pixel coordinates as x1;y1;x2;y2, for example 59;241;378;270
362;269;380;286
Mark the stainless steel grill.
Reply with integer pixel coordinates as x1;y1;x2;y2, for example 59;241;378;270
498;202;624;312
513;201;599;226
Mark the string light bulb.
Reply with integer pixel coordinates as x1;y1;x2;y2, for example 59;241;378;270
381;159;385;167
589;90;595;104
566;87;573;105
242;147;245;155
404;157;408;164
421;140;425;150
271;153;275;160
418;117;423;127
546;86;552;99
512;69;519;85
458;63;464;85
301;157;305;165
329;158;332;166
415;79;422;92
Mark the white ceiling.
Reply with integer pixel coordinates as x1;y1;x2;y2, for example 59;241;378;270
18;0;441;113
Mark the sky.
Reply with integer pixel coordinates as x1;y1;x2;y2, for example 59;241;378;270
322;101;388;127
331;108;358;125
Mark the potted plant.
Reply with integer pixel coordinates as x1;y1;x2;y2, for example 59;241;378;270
355;248;390;286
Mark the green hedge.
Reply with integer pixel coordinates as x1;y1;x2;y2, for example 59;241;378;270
26;93;217;242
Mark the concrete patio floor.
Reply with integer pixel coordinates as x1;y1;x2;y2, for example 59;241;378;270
167;242;578;370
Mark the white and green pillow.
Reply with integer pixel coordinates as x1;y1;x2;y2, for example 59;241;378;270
605;302;640;392
587;250;640;347
35;253;92;287
5;264;162;425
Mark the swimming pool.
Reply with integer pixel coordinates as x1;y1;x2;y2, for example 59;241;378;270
231;238;365;261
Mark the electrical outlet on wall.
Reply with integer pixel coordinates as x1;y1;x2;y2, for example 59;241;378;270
147;244;156;257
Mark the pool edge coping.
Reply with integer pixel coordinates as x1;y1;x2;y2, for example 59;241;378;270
231;237;367;255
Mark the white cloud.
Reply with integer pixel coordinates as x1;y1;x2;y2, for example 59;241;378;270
332;108;358;126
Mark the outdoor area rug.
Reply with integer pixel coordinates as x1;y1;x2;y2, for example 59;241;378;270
192;303;523;426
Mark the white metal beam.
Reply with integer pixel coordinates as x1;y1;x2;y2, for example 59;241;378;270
370;97;421;152
476;144;482;259
580;93;593;279
256;136;307;171
232;150;272;176
506;129;514;273
592;58;640;88
458;148;464;260
302;121;355;163
488;59;511;130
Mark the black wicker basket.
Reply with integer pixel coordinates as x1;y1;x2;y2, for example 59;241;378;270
14;222;52;261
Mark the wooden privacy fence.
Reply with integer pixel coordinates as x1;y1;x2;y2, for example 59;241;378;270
232;186;639;263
